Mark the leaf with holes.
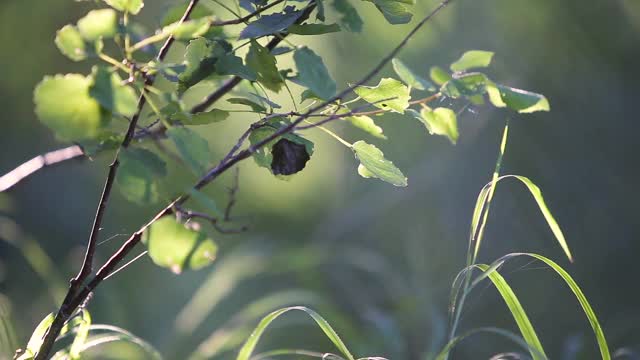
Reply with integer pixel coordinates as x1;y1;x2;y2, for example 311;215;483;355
355;78;410;114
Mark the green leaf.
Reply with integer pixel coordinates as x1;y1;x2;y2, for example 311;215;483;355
392;58;434;91
354;78;411;114
441;72;489;98
77;9;119;41
345;115;386;139
89;66;139;117
55;25;88;61
117;148;167;205
288;23;341;35
239;6;302;39
16;313;55;359
173;109;230;126
216;53;257;81
487;83;550;113
430;66;452;86
227;97;267;113
103;0;144;14
293;47;336;100
142;217;217;273
246;40;283;92
34;74;110;141
352;141;407;187
237;306;355;360
167;127;212;175
472;264;548;360
450;50;495;72
163;17;211;40
412;107;459;144
333;0;363;32
178;38;217;94
365;0;415;25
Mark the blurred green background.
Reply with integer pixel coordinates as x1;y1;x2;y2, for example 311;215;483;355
1;0;639;359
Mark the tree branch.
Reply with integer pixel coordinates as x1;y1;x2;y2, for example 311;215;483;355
0;146;83;192
32;1;202;358
29;1;452;358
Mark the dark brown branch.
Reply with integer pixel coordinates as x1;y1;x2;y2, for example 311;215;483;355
224;168;240;222
32;2;202;358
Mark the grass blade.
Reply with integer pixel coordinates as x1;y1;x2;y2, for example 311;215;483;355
476;264;547;360
236;306;355;360
69;310;91;359
53;324;162;360
435;327;545;360
508;253;609;359
471;175;573;263
191;290;321;359
15;312;54;359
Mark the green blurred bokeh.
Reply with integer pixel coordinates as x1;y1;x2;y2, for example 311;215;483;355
1;0;639;359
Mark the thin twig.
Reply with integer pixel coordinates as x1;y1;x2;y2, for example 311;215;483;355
224;168;240;222
296;94;441;130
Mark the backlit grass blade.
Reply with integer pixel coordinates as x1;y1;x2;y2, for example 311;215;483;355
236;306;355;360
500;253;610;359
15;312;54;360
471;175;573;263
469;121;509;265
435;327;546;360
52;324;162;360
69;310;91;359
190;290;321;359
476;264;547;360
